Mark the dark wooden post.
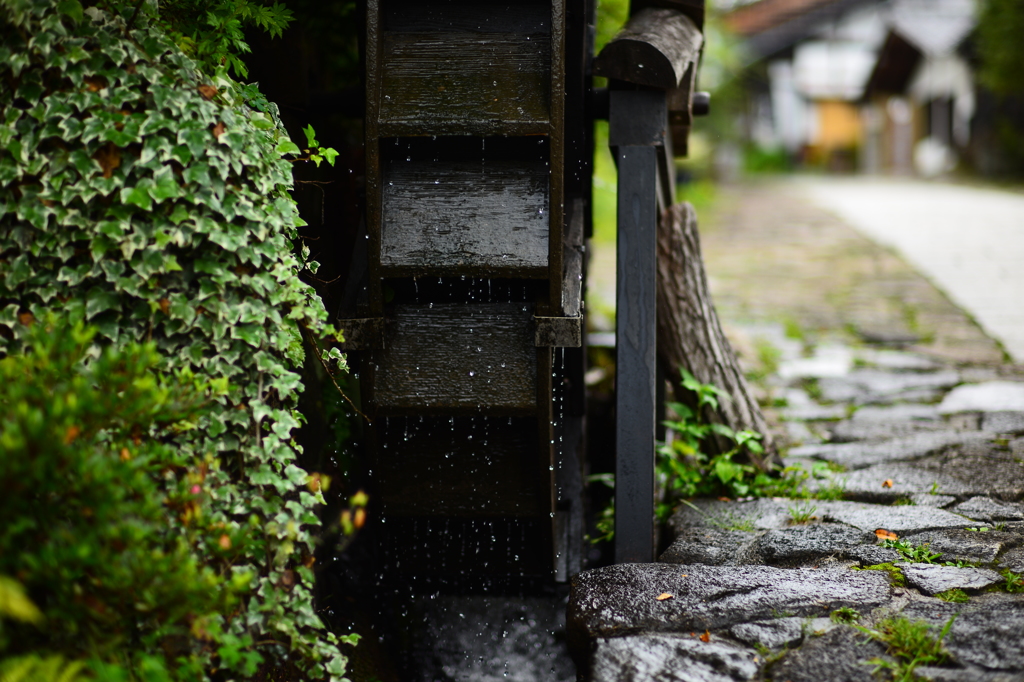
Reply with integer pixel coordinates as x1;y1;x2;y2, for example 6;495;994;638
610;90;666;564
596;4;703;564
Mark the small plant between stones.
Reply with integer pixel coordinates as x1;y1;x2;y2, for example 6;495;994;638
853;563;907;587
882;539;942;564
1001;569;1024;593
830;607;861;624
936;588;970;603
787;501;818;524
855;616;956;682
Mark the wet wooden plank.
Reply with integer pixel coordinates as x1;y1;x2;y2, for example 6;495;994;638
376;416;545;517
562;196;584;316
381;160;549;276
534;316;581;347
372;303;537;412
379;32;551;136
384;1;550;33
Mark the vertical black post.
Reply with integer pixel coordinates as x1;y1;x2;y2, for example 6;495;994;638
609;90;665;564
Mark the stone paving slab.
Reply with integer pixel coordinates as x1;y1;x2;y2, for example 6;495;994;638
817;369;961;405
900;528;1024;564
901;595;1024;671
788;432;993;469
821;463;976;503
999;547;1024;573
915;667;1024;682
827;417;953;443
589;635;759;682
728;618;805;649
856;349;942;371
816;501;975;534
901;565;1003;595
767;626;890;682
951;497;1024;521
914;442;1024;501
659;528;760;566
567;564;892;642
752;524;875;567
939;382;1024;414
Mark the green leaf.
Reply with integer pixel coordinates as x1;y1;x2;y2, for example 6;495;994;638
122;183;153;211
56;0;83;23
275;140;300;156
84;288;120;319
302;124;317;148
714;458;740;483
0;576;44;624
168;203;190;225
322;147;339;167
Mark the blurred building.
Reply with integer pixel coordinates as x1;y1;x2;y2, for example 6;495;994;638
725;0;978;175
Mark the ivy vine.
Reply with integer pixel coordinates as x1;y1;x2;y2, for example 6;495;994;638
0;1;351;679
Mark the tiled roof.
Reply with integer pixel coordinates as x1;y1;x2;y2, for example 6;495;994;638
724;0;842;36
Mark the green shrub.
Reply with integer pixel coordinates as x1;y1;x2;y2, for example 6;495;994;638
0;321;245;679
0;2;350;679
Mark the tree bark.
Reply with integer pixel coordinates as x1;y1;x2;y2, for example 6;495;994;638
656;201;779;469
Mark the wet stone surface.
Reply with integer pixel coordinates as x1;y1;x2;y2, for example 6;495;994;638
589;635;759;682
901;564;1004;594
569;330;1024;681
951;497;1024;521
658;527;759;566
902;595;1024;671
901;528;1023;564
404;594;575;682
788;431;994;470
767;626;890;682
751;524;876;567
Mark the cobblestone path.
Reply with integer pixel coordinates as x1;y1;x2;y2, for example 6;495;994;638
569;181;1024;682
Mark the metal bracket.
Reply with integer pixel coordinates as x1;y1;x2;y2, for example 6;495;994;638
534;315;582;347
335;318;384;350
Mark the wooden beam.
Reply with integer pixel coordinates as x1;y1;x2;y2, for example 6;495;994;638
631;0;705;30
593;8;702;91
610;90;663;565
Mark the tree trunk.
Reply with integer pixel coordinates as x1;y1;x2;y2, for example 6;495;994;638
656;201;779;470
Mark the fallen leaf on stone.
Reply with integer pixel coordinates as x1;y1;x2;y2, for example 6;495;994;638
699;630;710;643
680;574;688;577
717;496;731;502
656;593;673;601
882;479;894;488
875;528;898;541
